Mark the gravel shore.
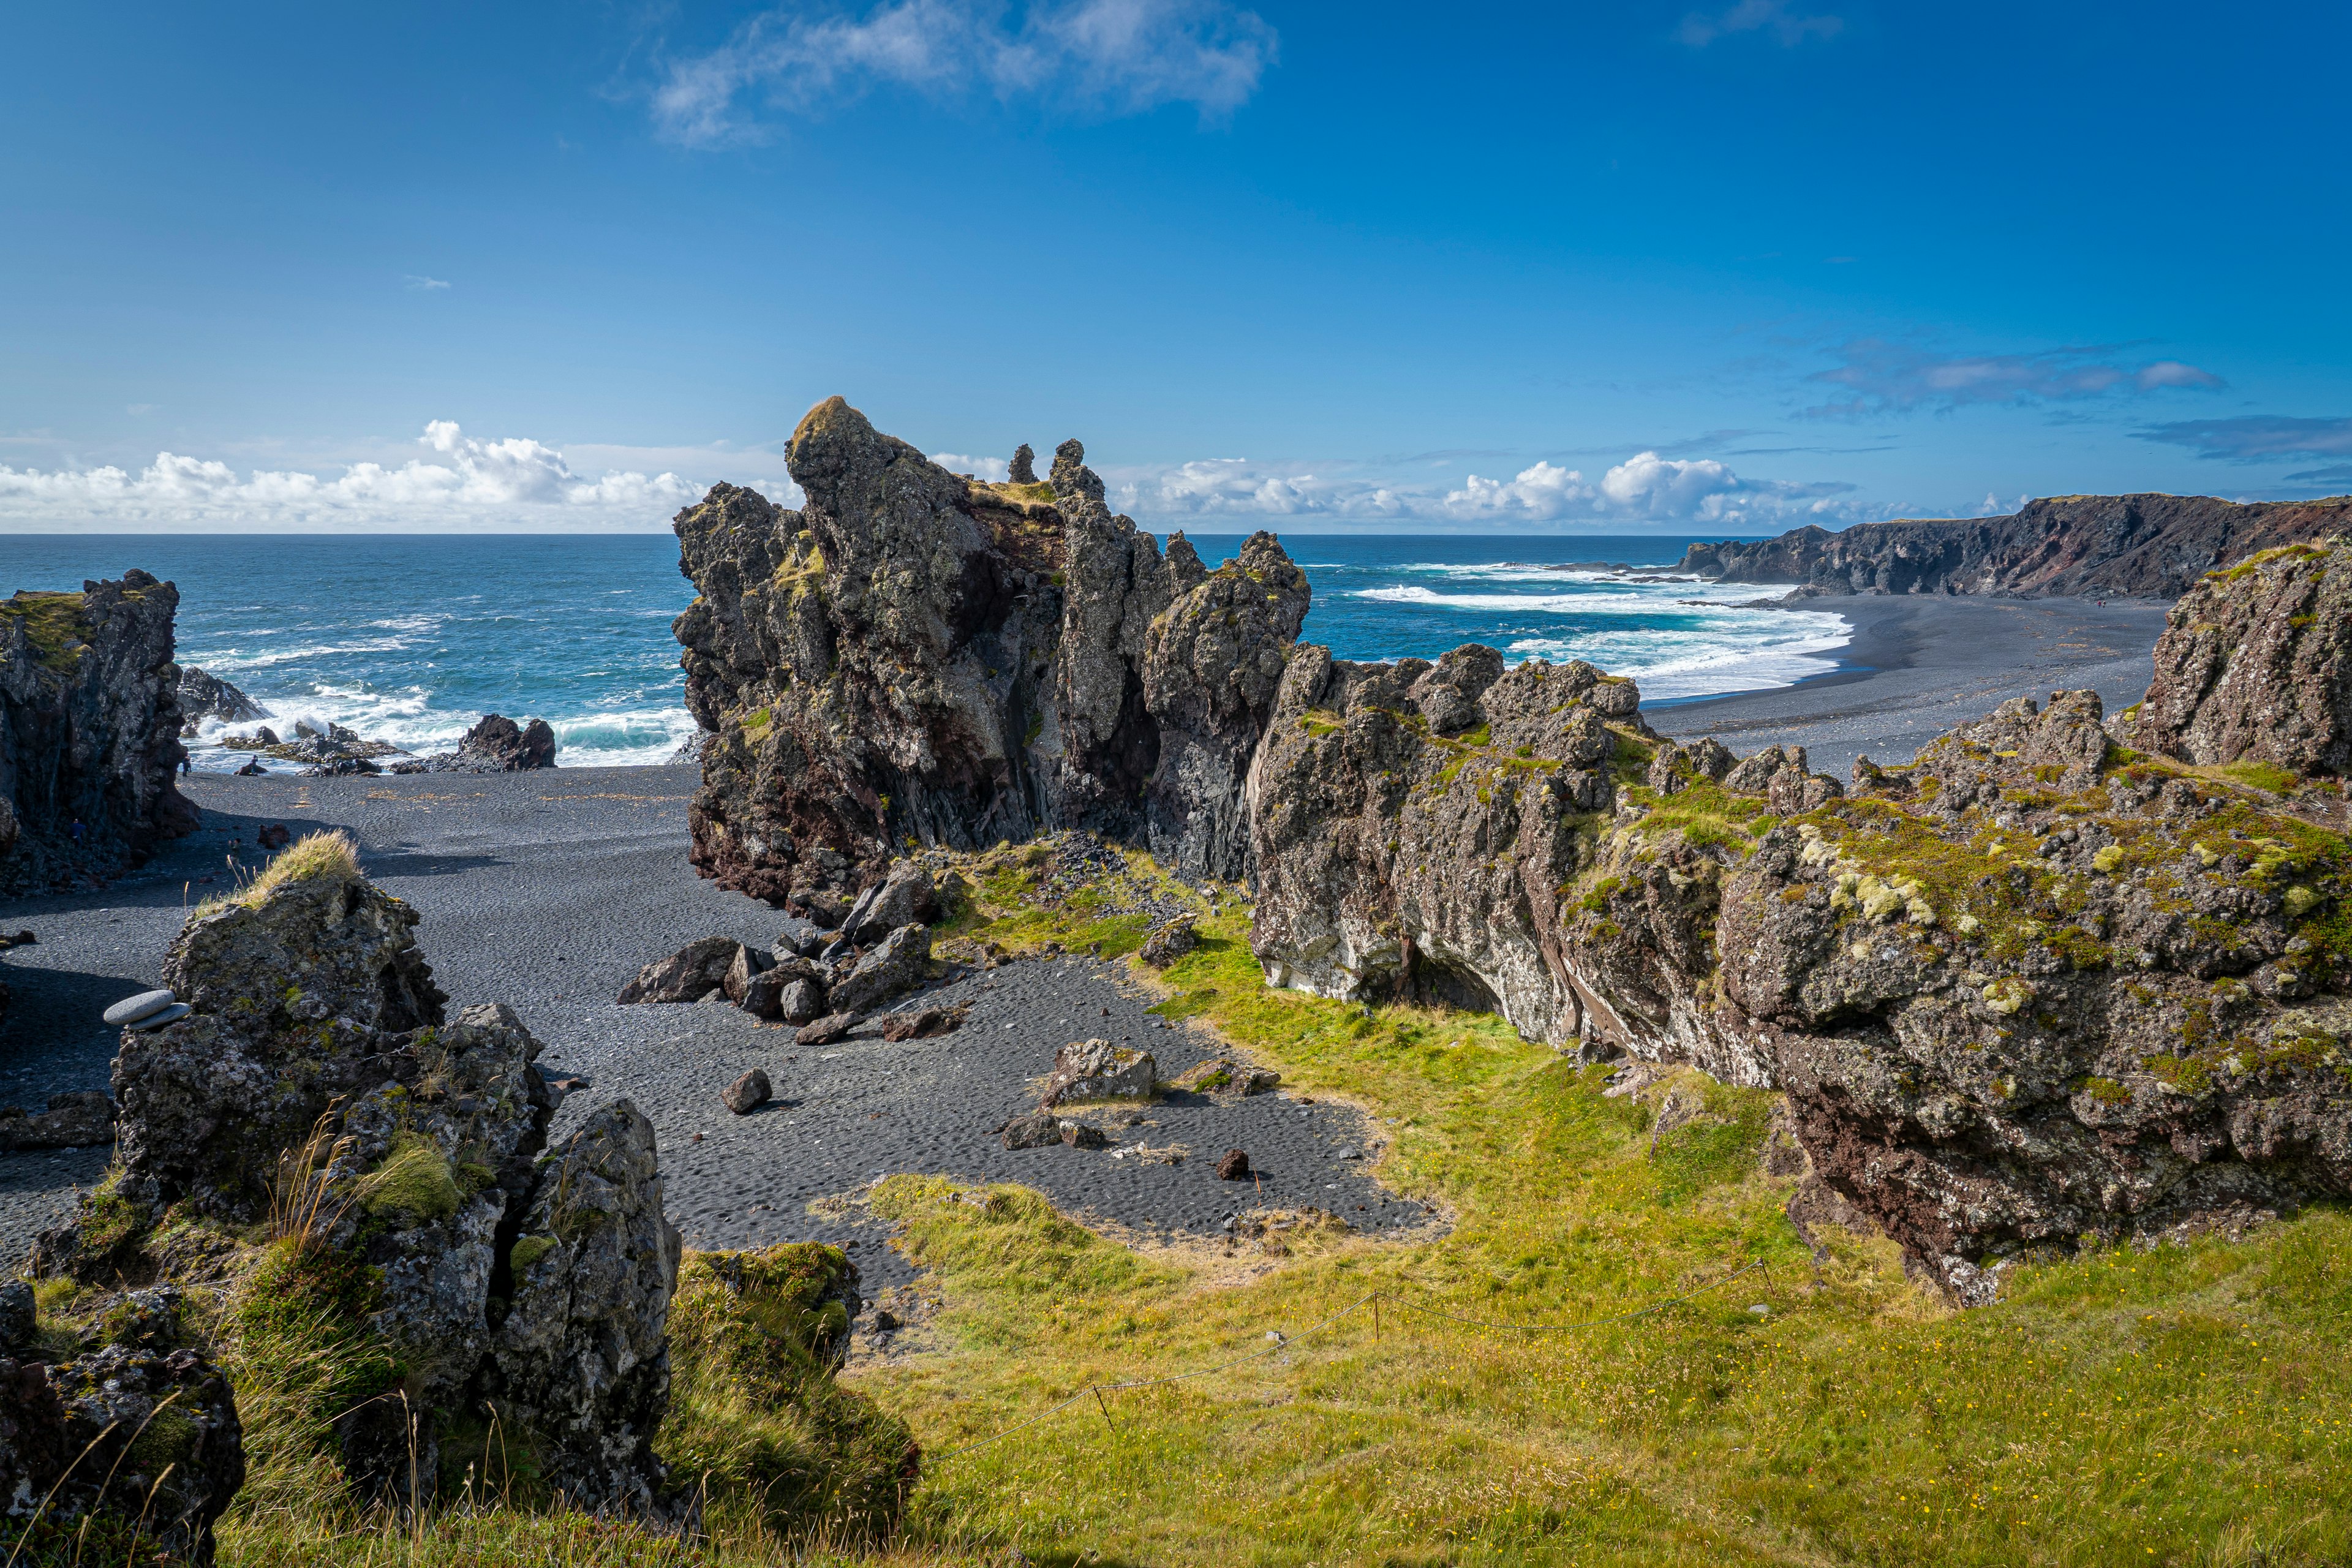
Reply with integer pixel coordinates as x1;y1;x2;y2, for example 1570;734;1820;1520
0;767;1425;1288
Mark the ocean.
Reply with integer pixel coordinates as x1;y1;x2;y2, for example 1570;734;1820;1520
2;532;1842;771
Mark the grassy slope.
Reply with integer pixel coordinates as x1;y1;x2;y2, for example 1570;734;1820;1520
212;851;2352;1567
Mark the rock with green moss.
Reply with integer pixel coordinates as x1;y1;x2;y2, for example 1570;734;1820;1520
0;1335;244;1566
1246;641;1638;1043
669;399;1310;907
657;1243;916;1543
2114;536;2352;777
0;569;200;892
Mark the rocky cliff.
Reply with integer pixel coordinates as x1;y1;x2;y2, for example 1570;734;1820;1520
1679;493;2352;599
1249;653;2352;1300
2113;538;2352;777
672;399;1308;904
1;570;200;891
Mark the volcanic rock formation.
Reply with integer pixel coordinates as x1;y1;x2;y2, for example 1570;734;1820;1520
177;664;269;732
1679;493;2352;600
1;570;200;891
2113;538;2352;776
671;398;1309;903
42;834;679;1509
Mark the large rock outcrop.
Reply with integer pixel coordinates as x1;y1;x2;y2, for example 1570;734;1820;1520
1680;493;2352;600
178;664;268;732
2113;538;2352;776
40;833;679;1509
1;570;200;891
671;399;1307;903
1248;623;2352;1299
1247;644;1641;1043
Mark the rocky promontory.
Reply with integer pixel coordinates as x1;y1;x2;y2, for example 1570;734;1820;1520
1;570;200;891
671;398;1308;903
1679;492;2352;599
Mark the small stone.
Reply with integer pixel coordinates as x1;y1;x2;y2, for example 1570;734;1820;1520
124;1002;192;1032
722;1069;772;1115
1216;1148;1251;1180
1000;1110;1061;1149
872;1308;902;1332
104;988;178;1026
1060;1121;1110;1150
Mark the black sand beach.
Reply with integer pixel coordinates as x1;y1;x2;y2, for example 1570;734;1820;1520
1646;594;2175;780
0;768;1425;1291
0;592;2176;1281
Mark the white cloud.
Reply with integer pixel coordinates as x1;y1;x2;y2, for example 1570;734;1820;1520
653;0;1276;145
929;451;1012;481
404;274;451;291
1678;0;1842;47
0;422;703;532
1112;458;1408;519
1806;339;2225;417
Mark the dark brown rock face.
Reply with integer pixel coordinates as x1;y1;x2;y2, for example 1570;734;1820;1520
1246;644;1642;1044
0;570;200;891
1681;494;2352;600
2114;539;2352;777
671;398;1308;903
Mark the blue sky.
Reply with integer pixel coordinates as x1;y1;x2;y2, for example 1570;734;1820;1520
4;0;2348;533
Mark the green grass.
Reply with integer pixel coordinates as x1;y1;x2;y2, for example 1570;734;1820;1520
0;589;92;672
189;841;2352;1566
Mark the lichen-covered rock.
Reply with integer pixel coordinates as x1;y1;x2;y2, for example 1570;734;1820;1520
669;399;1307;905
1576;689;2352;1298
1139;916;1197;968
112;848;445;1219
1;570;200;891
845;859;937;944
0;1341;244;1566
2114;539;2352;777
490;1101;680;1513
1246;644;1639;1043
827;923;932;1015
1042;1038;1155;1104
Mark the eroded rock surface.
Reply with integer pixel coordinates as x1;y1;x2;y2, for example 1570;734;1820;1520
1;570;200;891
2115;538;2352;776
669;398;1306;905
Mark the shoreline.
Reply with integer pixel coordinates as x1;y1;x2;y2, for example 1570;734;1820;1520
1640;592;2176;781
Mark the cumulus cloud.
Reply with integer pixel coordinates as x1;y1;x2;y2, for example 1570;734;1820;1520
653;0;1276;144
1678;0;1842;47
1806;339;2224;418
1099;450;1861;529
929;451;1012;481
0;423;701;532
2135;414;2352;464
1442;452;1854;527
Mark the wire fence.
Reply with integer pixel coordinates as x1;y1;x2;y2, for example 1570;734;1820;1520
926;1256;1767;1465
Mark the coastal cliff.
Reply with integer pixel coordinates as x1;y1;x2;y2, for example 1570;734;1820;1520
1679;492;2352;599
672;398;1306;904
1;570;200;892
676;403;2352;1302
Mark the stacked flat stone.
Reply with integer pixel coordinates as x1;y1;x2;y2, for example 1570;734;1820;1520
104;989;188;1030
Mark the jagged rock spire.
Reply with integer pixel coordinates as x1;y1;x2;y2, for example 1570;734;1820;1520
1008;443;1036;484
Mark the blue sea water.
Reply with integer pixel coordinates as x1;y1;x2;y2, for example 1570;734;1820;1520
2;532;1842;771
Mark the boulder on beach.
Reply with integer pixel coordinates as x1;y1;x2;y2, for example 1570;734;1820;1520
177;663;268;732
454;712;558;771
1042;1038;1156;1106
617;936;745;1005
879;1003;964;1041
827;922;932;1014
794;1011;859;1047
1000;1110;1061;1149
1216;1148;1251;1180
0;1091;114;1151
845;861;937;944
1139;916;1197;968
722;1068;772;1114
